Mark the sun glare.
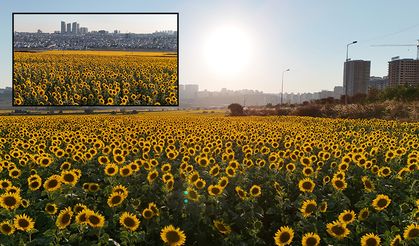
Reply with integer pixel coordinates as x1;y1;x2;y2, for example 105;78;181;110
204;24;253;77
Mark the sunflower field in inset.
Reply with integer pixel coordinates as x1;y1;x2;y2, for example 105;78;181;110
13;51;178;106
0;112;418;245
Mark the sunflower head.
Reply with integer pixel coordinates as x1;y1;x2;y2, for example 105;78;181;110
213;220;231;235
300;199;317;218
298;178;315;193
403;223;419;240
56;207;73;229
119;212;140;231
86;211;105;228
0;221;15;235
326;220;350;240
0;192;21;210
249;185;261;197
372;194;391;211
45;203;58;215
302;232;320;246
160;225;186;246
274;226;294;246
360;233;381;246
14;214;35;232
338;210;356;224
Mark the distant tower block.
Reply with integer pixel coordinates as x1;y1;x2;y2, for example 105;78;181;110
72;22;77;34
61;21;66;34
67;23;71;33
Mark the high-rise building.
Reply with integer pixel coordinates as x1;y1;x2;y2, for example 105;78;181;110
79;27;88;34
72;22;77;34
61;21;66;34
368;76;388;92
76;23;80;34
67;23;71;33
388;58;419;86
343;60;371;97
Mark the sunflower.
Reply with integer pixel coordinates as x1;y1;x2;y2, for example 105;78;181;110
225;166;236;177
378;166;391;177
218;177;229;188
338;210;356;224
235;186;248;200
73;203;88;214
0;192;21;210
104;163;118;176
286;163;296;172
213;220;231;235
14;214;35;232
21;199;30;208
372;194;391;211
147;170;159;183
360;233;381;246
86;211;105;228
88;183;100;192
160;225;186;246
319;201;328;212
107;192;125;207
56;207;73;229
142;208;154;220
209;165;220;176
208;185;223;196
112;185;129;198
120;166;133;177
358;208;369;221
0;221;15;235
186;188;200;202
98;156;110;165
45;203;58;215
249;185;261;197
75;209;91;225
9;168;21;179
302;232;320;246
326;220;350;240
194;178;206;190
302;167;314;176
274;226;294;246
28;180;42;191
331;177;347;191
119;212;140;231
390;235;402;246
361;176;375;192
0;179;12;189
148;202;160;216
298;178;315;193
403;223;419;240
300;199;317;218
43;175;62;192
114;154;125;165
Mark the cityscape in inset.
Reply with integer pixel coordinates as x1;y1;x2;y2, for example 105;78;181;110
14;19;177;51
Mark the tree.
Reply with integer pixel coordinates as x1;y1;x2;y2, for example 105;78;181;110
228;103;244;116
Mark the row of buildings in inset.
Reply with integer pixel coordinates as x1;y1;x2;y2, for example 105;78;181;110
343;57;419;97
60;21;88;34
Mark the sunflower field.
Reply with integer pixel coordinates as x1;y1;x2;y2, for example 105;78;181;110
13;51;178;106
0;112;418;245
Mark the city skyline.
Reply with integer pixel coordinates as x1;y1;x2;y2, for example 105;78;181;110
1;0;419;92
13;14;177;34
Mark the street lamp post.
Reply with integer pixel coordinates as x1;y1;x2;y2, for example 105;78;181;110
281;69;290;105
345;41;357;104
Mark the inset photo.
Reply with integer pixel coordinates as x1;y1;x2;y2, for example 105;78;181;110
13;13;178;106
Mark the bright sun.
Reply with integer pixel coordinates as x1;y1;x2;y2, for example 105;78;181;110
204;25;253;77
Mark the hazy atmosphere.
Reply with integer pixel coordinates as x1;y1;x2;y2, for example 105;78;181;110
1;0;419;93
14;14;177;34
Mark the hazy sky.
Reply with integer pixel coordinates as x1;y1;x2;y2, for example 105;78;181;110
14;14;177;33
1;0;419;94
